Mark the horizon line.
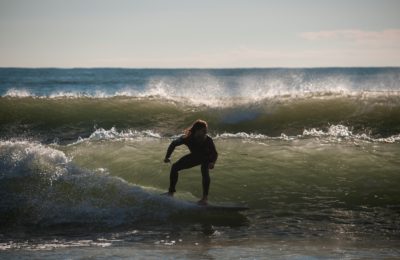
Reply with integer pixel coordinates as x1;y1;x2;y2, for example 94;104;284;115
1;66;399;70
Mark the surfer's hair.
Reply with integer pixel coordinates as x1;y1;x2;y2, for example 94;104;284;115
184;119;208;139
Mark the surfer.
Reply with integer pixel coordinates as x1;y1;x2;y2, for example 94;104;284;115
164;119;218;205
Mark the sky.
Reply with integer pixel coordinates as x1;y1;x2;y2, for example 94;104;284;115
0;0;399;68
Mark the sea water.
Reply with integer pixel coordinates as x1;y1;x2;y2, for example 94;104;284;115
0;68;399;259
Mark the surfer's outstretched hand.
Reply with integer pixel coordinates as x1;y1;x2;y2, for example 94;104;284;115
164;158;171;163
208;162;215;169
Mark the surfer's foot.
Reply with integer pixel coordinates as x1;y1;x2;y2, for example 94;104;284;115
197;197;208;206
161;191;174;197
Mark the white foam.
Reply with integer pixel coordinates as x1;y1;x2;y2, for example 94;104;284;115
215;132;270;139
3;88;33;97
0;140;69;180
0;238;113;250
71;127;162;145
303;125;353;138
302;125;400;143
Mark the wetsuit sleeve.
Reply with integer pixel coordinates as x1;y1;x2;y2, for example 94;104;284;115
208;137;218;163
165;135;185;159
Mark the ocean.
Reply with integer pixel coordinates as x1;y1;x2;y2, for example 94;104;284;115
0;68;399;259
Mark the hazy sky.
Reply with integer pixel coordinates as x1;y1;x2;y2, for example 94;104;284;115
1;0;399;68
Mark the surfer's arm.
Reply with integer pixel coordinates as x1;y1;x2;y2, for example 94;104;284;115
165;136;185;160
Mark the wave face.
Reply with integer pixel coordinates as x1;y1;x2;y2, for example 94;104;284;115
0;94;399;143
0;138;399;237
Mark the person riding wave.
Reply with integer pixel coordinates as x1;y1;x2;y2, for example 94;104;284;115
164;119;218;205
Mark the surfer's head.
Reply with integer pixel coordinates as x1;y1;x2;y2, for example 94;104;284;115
184;119;208;141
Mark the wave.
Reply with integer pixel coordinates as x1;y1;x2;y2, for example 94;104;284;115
1;137;399;230
0;141;214;228
2;68;400;104
1;94;399;142
3;87;400;107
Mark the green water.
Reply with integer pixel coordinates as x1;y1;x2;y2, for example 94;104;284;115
57;137;400;242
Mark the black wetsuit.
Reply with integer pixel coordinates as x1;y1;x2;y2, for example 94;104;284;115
165;134;218;196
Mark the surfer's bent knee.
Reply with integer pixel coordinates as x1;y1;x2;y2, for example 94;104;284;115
171;162;179;172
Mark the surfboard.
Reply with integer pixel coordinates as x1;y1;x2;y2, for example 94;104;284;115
160;193;249;211
195;203;249;212
160;192;250;211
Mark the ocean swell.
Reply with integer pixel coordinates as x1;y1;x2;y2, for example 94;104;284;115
1;93;399;143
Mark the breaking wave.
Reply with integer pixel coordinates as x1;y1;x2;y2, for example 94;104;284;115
0;141;207;228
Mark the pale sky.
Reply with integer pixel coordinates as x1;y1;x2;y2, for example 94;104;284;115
0;0;399;68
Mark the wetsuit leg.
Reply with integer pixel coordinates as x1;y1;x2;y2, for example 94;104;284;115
169;153;201;193
201;162;210;197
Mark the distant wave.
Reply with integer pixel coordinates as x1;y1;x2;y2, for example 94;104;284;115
3;87;400;107
2;67;400;107
1;94;399;142
2;68;400;102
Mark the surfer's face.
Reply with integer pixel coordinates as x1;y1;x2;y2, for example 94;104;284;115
194;127;207;142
